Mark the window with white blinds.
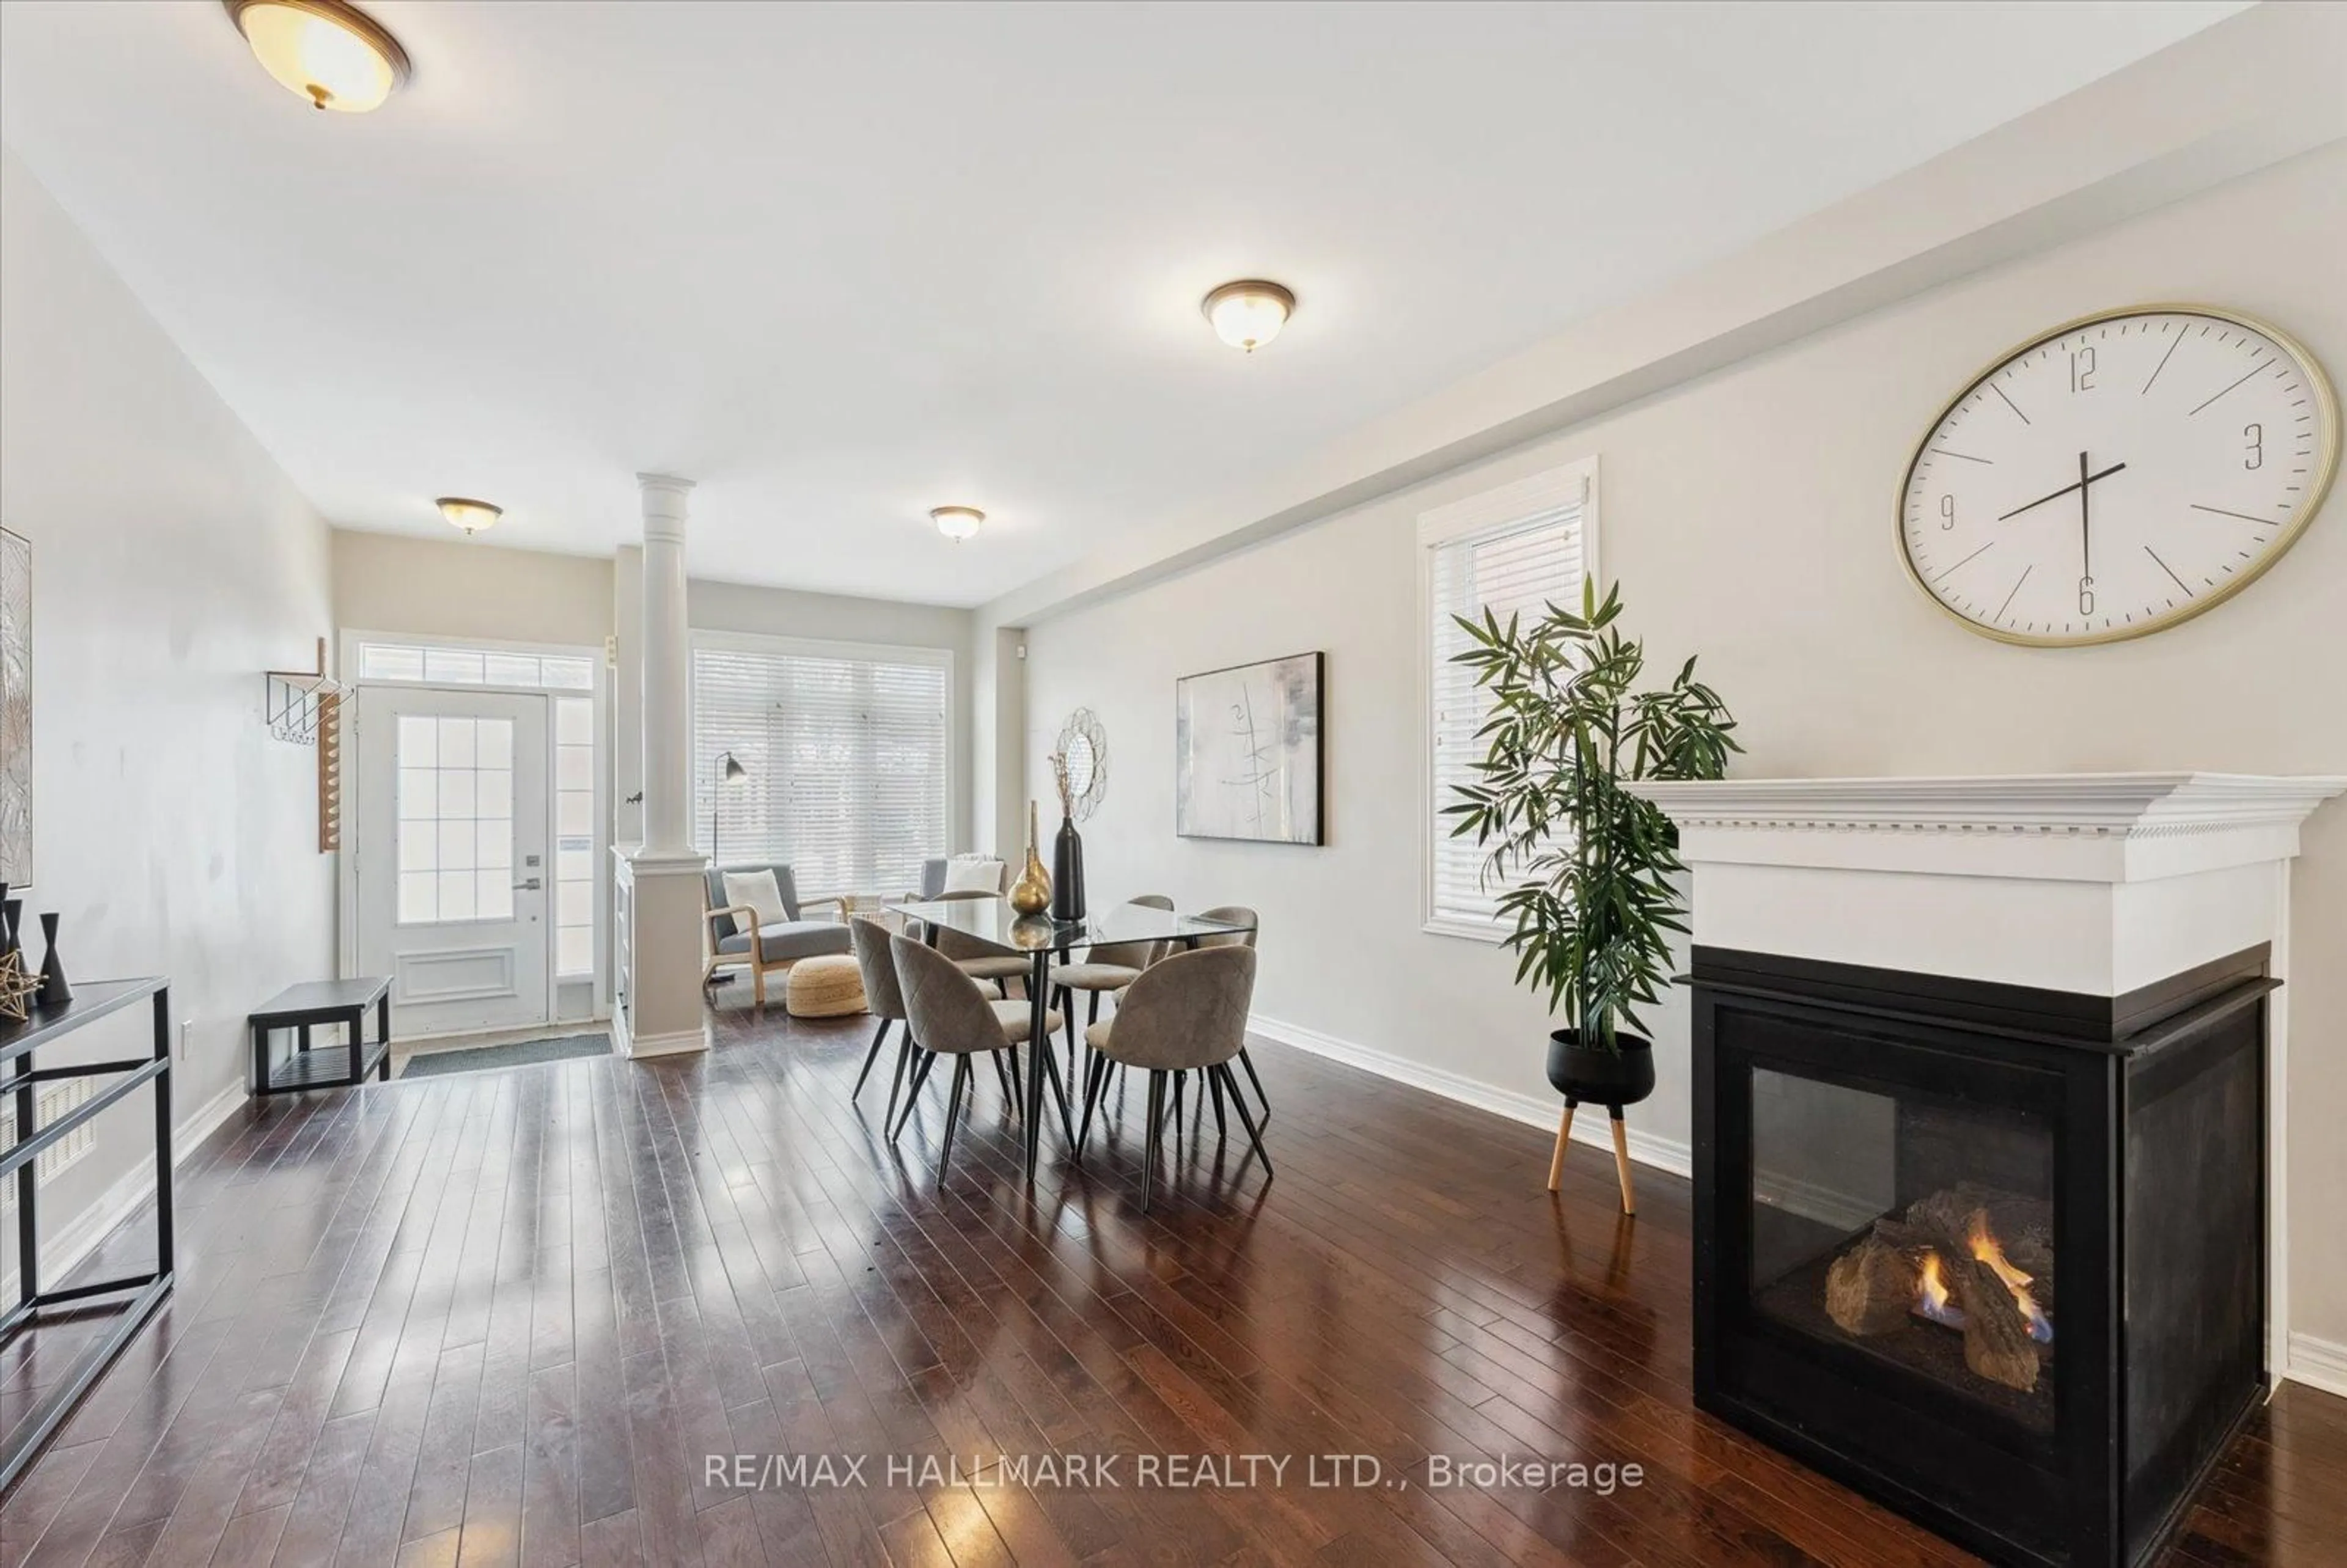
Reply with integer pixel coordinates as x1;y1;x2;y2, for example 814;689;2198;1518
690;636;950;898
1420;460;1596;939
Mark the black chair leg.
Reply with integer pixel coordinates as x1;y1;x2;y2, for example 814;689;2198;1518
1219;1064;1272;1178
1140;1072;1164;1212
852;1019;891;1100
1036;1037;1076;1145
892;1049;938;1140
1238;1046;1271;1126
990;1047;1013;1107
937;1056;972;1181
880;1033;915;1133
1076;1050;1110;1160
1005;1042;1023;1119
1208;1067;1227;1143
1171;1070;1185;1143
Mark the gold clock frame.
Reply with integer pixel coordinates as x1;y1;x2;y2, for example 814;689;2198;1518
1895;302;2339;648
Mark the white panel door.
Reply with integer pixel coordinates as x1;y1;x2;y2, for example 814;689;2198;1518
356;686;551;1038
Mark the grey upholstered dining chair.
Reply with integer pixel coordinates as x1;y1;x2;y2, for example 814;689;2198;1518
846;917;907;1107
890;934;1064;1180
921;888;1033;996
1049;894;1172;1063
1187;905;1271;1130
1075;944;1262;1210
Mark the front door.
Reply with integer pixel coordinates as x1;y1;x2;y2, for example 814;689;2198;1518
355;685;551;1038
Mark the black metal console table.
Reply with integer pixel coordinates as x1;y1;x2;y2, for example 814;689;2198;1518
0;976;174;1495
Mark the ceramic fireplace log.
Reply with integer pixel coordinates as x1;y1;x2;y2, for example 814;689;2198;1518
1942;1252;2040;1392
1907;1183;2055;1278
1825;1236;1920;1336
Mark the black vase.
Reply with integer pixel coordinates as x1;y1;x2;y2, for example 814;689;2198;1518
35;912;69;1009
1545;1028;1656;1109
1051;818;1085;921
0;891;19;971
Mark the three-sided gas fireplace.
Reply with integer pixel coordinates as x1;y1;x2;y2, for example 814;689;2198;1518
1692;943;2271;1568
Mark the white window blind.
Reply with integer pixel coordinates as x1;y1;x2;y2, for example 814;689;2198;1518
691;639;949;897
1423;466;1591;937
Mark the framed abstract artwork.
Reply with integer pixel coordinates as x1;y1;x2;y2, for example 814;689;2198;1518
1174;650;1324;846
0;528;27;887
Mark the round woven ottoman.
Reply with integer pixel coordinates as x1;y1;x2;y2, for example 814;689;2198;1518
785;954;867;1019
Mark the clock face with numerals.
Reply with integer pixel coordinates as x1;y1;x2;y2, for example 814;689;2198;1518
1898;306;2338;647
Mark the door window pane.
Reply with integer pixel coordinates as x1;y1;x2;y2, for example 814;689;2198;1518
395;716;516;926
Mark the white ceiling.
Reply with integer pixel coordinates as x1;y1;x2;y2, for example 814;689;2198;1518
0;1;2247;607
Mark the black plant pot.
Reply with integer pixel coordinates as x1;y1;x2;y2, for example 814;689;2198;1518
1546;1029;1656;1108
1545;1029;1656;1213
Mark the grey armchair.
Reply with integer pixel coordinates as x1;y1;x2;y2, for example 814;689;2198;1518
702;863;850;1008
917;856;1012;898
1075;945;1263;1209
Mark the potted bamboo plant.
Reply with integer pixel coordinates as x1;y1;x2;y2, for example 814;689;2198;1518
1445;579;1739;1210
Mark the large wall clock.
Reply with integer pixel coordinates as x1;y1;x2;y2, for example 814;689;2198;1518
1898;305;2337;646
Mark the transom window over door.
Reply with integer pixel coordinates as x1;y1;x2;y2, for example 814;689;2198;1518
691;635;950;896
1420;458;1597;939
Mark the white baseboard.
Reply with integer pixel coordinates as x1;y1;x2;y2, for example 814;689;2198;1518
1247;1012;1692;1178
0;1080;243;1302
619;1023;708;1060
2285;1332;2347;1401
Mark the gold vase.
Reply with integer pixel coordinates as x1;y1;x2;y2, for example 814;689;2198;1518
1010;800;1053;915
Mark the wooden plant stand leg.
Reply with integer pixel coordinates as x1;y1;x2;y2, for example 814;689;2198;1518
1608;1107;1636;1215
1546;1099;1578;1192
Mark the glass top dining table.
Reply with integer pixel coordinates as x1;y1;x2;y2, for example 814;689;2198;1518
883;898;1255;1174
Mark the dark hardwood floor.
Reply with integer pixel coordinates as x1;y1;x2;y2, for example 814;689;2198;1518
4;995;2343;1566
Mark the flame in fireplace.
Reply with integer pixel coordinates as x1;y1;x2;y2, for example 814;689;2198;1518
1914;1251;1966;1330
1967;1213;2054;1344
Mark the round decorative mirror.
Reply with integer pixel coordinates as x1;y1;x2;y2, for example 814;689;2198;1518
1054;708;1109;823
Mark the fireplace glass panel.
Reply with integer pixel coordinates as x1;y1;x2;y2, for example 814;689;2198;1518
1748;1066;2057;1434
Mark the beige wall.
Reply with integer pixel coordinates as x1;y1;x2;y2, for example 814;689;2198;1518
1021;145;2347;1341
333;529;615;651
1;148;336;1278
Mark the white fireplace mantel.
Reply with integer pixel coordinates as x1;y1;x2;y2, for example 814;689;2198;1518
1628;770;2345;1388
1625;772;2343;995
1626;772;2346;887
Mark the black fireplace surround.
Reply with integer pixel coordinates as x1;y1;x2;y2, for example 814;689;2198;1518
1691;943;2272;1568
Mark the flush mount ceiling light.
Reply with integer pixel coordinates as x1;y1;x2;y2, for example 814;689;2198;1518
1202;280;1295;353
436;497;502;536
224;0;411;114
930;506;985;542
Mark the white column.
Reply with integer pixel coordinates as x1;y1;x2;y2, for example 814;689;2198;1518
637;474;694;855
612;475;710;1059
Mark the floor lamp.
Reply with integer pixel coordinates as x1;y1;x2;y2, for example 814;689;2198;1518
706;750;751;989
711;749;749;863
